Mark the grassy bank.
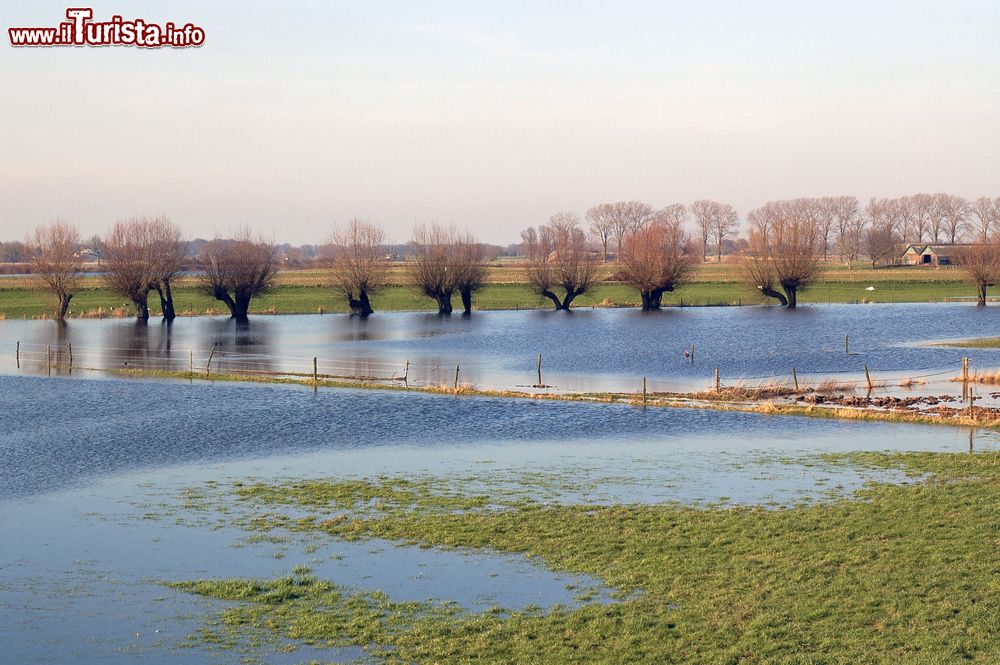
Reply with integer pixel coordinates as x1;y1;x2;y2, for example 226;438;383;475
168;451;1000;663
0;266;977;319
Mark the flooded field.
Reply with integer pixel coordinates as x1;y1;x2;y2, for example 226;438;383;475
2;303;1000;392
1;373;996;662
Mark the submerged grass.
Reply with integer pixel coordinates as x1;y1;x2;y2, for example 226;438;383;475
169;452;1000;663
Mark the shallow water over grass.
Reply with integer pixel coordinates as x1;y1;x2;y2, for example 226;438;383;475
1;374;997;662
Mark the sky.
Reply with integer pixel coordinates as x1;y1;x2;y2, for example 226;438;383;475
2;0;999;245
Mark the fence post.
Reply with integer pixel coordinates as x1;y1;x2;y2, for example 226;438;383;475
845;334;849;355
206;344;217;375
404;360;409;385
189;350;193;374
863;365;873;391
313;357;318;383
642;376;647;408
690;344;695;364
792;367;799;391
68;343;73;369
715;368;720;392
454;364;460;390
47;345;51;376
15;341;19;369
537;353;542;387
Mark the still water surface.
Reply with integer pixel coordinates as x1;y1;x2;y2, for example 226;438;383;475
1;303;998;390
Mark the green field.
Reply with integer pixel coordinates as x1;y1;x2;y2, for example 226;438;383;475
0;263;979;319
169;451;1000;663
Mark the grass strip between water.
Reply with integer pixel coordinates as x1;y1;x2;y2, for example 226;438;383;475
166;451;1000;663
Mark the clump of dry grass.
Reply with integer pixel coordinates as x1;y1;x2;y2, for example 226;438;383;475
898;377;926;388
954;370;1000;386
815;379;856;394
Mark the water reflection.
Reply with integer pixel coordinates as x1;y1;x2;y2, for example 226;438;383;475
2;304;1000;391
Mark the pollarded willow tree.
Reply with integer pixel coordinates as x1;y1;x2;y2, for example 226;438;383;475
620;212;696;310
327;218;390;317
409;224;459;315
199;230;279;320
521;212;597;311
104;216;187;322
408;225;490;315
958;241;1000;306
28;220;82;321
453;230;489;315
742;199;821;309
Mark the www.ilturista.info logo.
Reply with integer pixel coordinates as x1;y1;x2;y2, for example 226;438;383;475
8;8;205;48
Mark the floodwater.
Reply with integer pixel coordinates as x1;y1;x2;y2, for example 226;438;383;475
2;303;1000;392
1;373;997;662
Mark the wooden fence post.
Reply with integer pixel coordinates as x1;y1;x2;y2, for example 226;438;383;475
404;360;409;384
189;350;194;374
15;341;19;369
206;344;217;375
642;376;647;407
792;367;799;391
690;344;695;364
454;364;460;390
47;345;51;376
313;357;318;383
863;365;873;391
845;334;849;355
68;343;73;369
537;353;543;387
715;368;720;392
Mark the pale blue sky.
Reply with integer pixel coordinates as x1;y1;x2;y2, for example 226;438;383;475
3;1;998;243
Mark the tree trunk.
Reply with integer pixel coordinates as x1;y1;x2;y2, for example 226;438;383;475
978;283;987;307
158;278;176;321
460;287;473;315
540;288;564;310
760;287;788;307
56;293;72;321
435;292;453;315
212;289;238;318
134;296;150;323
348;289;374;316
640;289;665;311
562;288;582;311
231;293;252;320
784;286;798;309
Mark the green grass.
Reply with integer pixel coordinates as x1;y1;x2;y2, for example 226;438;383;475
169;451;1000;663
0;277;978;319
934;337;1000;349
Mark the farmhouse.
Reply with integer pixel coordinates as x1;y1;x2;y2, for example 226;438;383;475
900;244;966;267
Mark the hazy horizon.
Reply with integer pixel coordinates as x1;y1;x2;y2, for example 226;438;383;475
3;0;998;245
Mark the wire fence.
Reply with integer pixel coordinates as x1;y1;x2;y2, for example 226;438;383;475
8;339;979;400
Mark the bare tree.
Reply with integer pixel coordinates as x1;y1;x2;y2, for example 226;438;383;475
958;241;1000;306
28;221;82;321
104;218;156;321
938;194;971;244
928;193;948;243
586;203;617;261
620;214;695;310
971;196;1000;242
327;218;389;316
910;193;937;243
690;200;714;262
831;196;861;264
453;230;490;314
199;230;279;320
742;200;820;308
864;198;900;269
521;212;597;310
408;224;459;315
710;202;739;262
148;217;187;321
104;215;186;322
